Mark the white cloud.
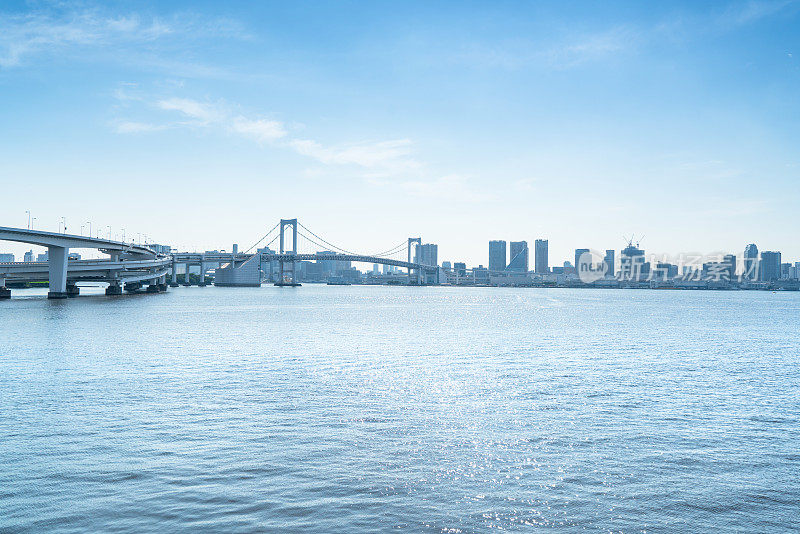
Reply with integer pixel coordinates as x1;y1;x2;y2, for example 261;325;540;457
157;97;221;123
0;7;248;70
114;121;165;133
118;93;418;175
231;117;287;143
289;138;416;170
0;11;171;68
544;27;637;68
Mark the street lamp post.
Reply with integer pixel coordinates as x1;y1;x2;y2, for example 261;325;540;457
26;210;30;230
87;221;92;239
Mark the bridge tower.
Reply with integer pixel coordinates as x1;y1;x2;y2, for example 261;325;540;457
408;237;422;284
278;218;299;286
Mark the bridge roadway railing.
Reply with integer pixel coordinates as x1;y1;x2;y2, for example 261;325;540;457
257;253;437;272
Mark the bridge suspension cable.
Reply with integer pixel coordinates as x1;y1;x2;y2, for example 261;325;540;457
371;239;408;258
244;221;280;254
296;222;359;256
295;228;341;255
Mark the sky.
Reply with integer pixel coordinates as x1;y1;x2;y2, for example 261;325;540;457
1;0;799;266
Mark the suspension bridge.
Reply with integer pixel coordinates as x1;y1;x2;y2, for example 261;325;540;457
172;218;437;287
0;218;437;299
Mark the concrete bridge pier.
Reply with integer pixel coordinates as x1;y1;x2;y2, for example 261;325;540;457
182;263;192;285
47;246;70;299
124;282;141;293
170;259;179;287
106;281;122;296
198;259;207;286
0;275;10;299
158;274;168;292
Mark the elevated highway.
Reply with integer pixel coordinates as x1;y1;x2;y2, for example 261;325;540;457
0;226;169;299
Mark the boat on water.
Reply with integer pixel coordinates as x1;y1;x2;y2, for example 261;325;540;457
274;275;301;287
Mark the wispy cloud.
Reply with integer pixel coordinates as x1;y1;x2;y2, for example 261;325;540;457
717;0;796;28
0;6;248;69
544;26;638;69
113;90;486;200
116;93;418;172
289;139;417;171
113;121;166;134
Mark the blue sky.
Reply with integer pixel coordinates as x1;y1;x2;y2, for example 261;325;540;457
1;0;799;265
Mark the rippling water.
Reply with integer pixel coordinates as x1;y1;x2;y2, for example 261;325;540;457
1;286;799;532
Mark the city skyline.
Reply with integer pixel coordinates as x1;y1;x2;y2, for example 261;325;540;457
2;1;800;265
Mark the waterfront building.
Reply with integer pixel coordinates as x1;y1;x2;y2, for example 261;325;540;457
573;248;590;278
534;239;549;274
317;251;350;276
508;241;528;272
454;262;467;277
743;244;759;280
488;241;506;272
441;261;452;271
604;249;615;278
37;252;48;262
759;251;781;282
619;243;650;281
781;263;791;280
654;262;679;280
415;243;438;267
723;254;736;279
23;250;34;263
0;253;14;262
473;265;489;285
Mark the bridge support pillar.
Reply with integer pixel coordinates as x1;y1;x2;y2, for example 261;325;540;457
182;263;192;285
198;259;206;286
124;282;141;293
0;276;9;300
170;260;179;286
47;246;70;299
106;282;122;296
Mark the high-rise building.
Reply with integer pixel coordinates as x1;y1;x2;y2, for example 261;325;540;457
488;241;506;272
317;251;350;276
619;243;650;281
534;239;549;274
0;253;14;263
723;254;736;280
37;252;48;262
759;251;781;281
509;241;529;272
574;249;590;275
781;263;791;280
453;262;467;276
24;250;34;263
414;243;438;267
441;261;452;271
604;249;615;278
743;244;759;280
